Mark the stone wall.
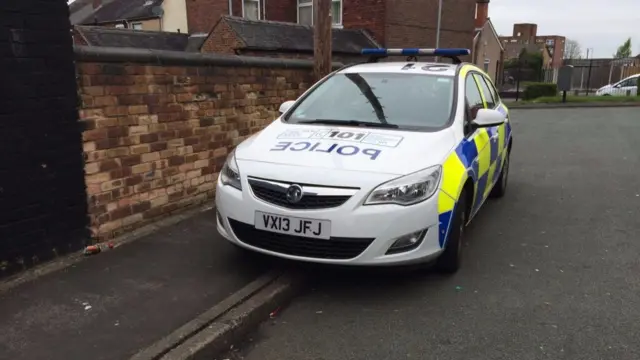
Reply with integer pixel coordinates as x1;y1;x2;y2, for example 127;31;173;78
1;0;89;277
76;47;340;240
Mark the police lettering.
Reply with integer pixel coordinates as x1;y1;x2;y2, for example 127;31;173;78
270;141;381;160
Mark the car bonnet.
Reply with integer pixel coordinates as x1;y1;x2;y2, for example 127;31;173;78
234;120;457;176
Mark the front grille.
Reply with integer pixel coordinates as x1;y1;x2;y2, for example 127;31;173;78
248;178;353;210
229;219;374;260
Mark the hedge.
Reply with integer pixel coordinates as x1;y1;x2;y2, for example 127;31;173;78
522;83;558;100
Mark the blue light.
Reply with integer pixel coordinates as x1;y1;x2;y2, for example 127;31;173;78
361;48;471;57
400;48;420;55
361;48;387;55
433;48;471;56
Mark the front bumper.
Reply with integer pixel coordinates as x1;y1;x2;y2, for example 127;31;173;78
214;162;445;266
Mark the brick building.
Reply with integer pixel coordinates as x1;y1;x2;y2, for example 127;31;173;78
499;23;565;68
186;0;477;52
70;0;190;33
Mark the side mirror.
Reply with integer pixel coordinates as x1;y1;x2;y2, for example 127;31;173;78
278;100;296;114
614;83;621;88
472;109;506;128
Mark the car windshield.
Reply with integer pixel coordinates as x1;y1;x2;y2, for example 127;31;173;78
284;72;455;130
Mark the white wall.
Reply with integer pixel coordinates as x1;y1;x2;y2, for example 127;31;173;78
161;0;189;33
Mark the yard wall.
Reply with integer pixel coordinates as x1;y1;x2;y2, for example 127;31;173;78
76;46;342;239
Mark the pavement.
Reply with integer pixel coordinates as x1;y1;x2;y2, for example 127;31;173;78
225;107;640;360
0;209;275;360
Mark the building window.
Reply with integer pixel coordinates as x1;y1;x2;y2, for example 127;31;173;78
243;0;260;20
483;59;490;73
132;22;143;30
115;24;125;29
298;0;342;26
516;32;521;36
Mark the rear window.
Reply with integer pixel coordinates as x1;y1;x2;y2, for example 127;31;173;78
285;72;455;130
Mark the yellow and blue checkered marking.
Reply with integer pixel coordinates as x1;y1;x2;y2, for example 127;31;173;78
437;103;512;248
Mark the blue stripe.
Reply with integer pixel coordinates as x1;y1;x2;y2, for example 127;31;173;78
473;172;488;212
489;131;499;164
494;153;503;184
455;139;478;169
438;210;453;248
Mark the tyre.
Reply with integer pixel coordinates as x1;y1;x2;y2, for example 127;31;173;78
490;151;510;198
435;193;467;274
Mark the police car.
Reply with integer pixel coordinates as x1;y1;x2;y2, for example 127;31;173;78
215;48;513;273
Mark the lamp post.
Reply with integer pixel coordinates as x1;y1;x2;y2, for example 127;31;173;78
434;0;443;61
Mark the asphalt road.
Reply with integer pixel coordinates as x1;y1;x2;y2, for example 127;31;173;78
224;107;640;360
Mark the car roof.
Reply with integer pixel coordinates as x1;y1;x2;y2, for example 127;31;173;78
338;61;461;77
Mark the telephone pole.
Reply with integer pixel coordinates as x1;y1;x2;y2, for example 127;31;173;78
313;0;332;81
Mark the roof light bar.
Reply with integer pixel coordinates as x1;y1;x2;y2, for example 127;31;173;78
361;48;471;64
361;48;470;56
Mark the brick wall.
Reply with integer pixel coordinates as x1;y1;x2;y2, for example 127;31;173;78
266;0;297;22
0;0;89;277
200;19;244;54
385;0;475;54
239;50;363;64
343;0;385;45
75;47;329;240
186;0;229;34
255;0;474;50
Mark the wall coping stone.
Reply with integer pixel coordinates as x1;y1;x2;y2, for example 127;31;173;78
74;45;345;69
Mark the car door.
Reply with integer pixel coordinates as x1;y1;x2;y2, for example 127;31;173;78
614;78;637;96
621;77;638;96
463;73;491;216
473;74;504;198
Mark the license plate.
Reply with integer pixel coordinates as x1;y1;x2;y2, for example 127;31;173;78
254;211;331;239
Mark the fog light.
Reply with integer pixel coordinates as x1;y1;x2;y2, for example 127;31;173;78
386;229;427;255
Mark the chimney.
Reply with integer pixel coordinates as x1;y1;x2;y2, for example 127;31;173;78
93;0;102;9
475;0;489;29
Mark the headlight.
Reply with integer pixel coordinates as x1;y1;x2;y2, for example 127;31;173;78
364;165;442;206
220;148;241;190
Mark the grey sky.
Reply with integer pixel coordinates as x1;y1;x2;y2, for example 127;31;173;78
489;0;639;58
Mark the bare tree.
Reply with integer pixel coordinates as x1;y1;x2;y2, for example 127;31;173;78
564;39;582;59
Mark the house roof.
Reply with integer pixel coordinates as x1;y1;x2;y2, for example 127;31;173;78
80;0;164;25
69;0;115;25
74;26;196;52
473;18;504;52
220;16;380;54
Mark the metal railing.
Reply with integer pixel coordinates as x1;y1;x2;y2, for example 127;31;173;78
497;57;640;100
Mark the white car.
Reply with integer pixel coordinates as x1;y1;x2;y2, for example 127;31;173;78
215;48;513;273
595;74;639;96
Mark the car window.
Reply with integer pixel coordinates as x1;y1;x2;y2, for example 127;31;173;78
474;74;496;109
465;75;484;120
482;75;501;105
285;72;455;130
621;78;638;87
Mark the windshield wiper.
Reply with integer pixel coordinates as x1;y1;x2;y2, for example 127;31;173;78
297;119;399;128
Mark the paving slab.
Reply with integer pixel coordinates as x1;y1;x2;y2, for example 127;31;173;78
0;209;273;360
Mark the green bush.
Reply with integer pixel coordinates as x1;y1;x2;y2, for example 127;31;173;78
522;83;558;100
